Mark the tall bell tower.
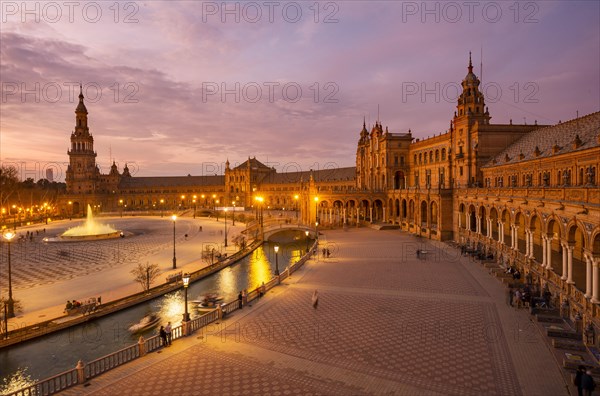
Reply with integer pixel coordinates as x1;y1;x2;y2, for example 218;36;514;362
66;85;99;194
451;52;491;187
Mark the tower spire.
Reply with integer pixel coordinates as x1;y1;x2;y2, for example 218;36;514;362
468;51;473;74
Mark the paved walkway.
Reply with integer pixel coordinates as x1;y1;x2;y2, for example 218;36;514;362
60;229;569;395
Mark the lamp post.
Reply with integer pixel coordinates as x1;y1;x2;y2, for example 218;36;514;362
3;231;16;318
274;245;280;276
182;273;190;322
294;194;299;219
12;205;16;230
172;215;177;269
224;208;228;247
119;199;123;218
314;196;319;224
160;199;164;217
232;201;236;226
193;195;197;219
68;201;72;220
315;222;319;242
305;230;310;252
212;194;216;211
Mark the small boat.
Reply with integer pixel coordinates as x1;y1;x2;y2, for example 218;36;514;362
128;314;160;333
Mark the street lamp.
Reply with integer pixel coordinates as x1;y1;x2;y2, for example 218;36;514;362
3;231;16;318
224;208;228;247
305;230;310;252
11;205;16;230
315;222;319;241
314;196;319;224
119;199;123;218
274;245;280;276
212;194;216;211
172;215;177;269
294;195;299;219
232;201;236;226
160;199;164;217
68;201;72;220
193;195;197;219
182;273;190;322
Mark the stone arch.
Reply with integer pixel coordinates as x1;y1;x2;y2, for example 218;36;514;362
420;200;428;226
402;199;407;219
408;199;415;223
546;218;562;275
468;204;477;231
430;201;438;228
478;205;487;236
373;199;384;222
501;209;511;247
592;230;600;254
458;203;466;229
529;214;543;264
567;221;587;292
514;212;527;253
489;207;499;241
394;171;406;189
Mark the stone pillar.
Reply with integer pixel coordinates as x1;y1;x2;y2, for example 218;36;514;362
369;206;373;223
541;235;547;267
585;254;592;299
524;230;530;257
546;236;553;269
498;221;503;243
528;231;535;259
488;219;492;238
76;360;85;384
383;206;386;223
466;213;471;231
458;213;462;229
138;336;146;356
561;242;568;280
567;243;575;284
592;258;600;304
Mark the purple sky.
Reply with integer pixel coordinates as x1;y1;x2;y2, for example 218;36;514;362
1;1;599;181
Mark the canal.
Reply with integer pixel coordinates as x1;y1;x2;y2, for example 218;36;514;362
0;238;308;385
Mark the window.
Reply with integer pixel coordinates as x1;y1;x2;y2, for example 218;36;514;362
459;166;463;176
400;156;405;166
441;148;446;160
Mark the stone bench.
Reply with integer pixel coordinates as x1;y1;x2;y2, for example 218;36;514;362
547;328;581;340
536;314;564;324
552;338;587;351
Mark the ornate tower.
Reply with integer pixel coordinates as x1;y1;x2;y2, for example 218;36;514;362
66;85;99;193
451;52;491;187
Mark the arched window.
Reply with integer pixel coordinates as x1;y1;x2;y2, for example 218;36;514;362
435;150;439;162
441;148;446;160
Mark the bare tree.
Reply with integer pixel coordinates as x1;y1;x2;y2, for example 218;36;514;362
130;262;161;292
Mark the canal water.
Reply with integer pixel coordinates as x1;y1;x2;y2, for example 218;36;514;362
0;238;308;385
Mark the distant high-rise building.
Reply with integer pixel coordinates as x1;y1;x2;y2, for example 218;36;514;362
46;168;54;182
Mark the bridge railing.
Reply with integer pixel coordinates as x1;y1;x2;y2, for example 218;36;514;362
7;239;319;396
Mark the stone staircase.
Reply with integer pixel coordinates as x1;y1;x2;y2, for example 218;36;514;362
368;223;400;230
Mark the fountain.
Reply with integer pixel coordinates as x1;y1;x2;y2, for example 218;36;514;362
47;205;121;242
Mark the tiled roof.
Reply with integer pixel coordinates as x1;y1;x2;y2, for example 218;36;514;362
119;175;224;189
483;112;600;168
261;167;356;184
233;157;272;171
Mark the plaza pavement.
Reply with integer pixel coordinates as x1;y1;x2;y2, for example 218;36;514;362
2;215;245;331
58;228;569;395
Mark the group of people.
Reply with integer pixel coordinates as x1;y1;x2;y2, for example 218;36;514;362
64;297;101;312
322;248;331;258
505;266;521;280
574;365;596;396
159;321;172;347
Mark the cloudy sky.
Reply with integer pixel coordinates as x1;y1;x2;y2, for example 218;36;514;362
1;1;598;180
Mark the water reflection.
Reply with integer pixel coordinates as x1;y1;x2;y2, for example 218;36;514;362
0;237;312;385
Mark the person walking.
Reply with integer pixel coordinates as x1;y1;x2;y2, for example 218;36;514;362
574;365;586;396
312;290;319;309
507;286;514;307
165;321;172;346
238;291;243;309
582;369;596;396
159;326;168;347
